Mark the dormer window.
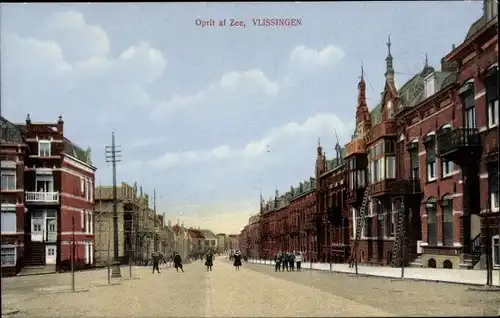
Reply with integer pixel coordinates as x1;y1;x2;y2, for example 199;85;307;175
38;140;51;157
424;73;435;98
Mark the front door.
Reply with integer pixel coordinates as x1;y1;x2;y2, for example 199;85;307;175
31;218;44;242
45;245;57;264
46;219;57;242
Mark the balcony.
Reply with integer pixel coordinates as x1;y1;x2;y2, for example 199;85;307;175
345;138;366;158
369;179;396;198
346;188;366;207
390;179;422;197
25;191;60;204
437;128;482;165
370;121;397;142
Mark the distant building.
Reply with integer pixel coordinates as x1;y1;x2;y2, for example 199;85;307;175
200;229;217;252
216;233;227;253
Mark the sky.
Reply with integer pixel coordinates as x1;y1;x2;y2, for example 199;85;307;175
1;2;483;234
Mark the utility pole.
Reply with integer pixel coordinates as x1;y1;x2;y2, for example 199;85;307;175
105;132;122;278
154;189;158;252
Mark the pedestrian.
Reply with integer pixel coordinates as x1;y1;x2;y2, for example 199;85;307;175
205;249;214;272
233;250;242;271
289;252;295;271
282;253;288;272
296;252;302;272
151;251;160;274
274;253;281;272
174;252;184;273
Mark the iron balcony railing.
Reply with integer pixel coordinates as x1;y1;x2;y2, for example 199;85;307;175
437;128;480;157
25;191;60;203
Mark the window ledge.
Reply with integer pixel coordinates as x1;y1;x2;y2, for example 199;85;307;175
487;123;498;130
426;178;437;184
441;174;454;180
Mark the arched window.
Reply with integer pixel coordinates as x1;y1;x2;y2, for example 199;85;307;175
441;194;454;246
426;197;437;245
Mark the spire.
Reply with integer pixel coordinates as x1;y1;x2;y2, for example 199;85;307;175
317;137;322;155
355;63;370;137
424;52;428;68
420;52;435;78
385;35;394;79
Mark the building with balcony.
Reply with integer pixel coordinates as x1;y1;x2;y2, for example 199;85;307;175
315;139;349;263
1;114;96;276
437;2;498;270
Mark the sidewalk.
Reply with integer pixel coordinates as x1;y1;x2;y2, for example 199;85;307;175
248;259;500;287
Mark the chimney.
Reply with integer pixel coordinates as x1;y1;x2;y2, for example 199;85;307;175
57;115;64;136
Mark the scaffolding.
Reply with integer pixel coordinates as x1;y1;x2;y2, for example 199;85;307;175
94;181;175;266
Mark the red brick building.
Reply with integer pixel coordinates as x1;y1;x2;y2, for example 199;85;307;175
1;115;96;276
315;139;348;263
437;5;498;270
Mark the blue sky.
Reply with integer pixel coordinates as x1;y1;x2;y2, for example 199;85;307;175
1;2;482;233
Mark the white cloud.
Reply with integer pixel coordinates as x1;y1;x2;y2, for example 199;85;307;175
289;44;345;69
149;113;353;171
150;69;279;118
46;11;110;63
2;10;167;121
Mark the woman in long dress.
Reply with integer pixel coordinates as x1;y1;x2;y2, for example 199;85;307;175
233;251;242;271
205;250;214;271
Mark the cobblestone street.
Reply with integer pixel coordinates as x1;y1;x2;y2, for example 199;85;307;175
2;260;499;317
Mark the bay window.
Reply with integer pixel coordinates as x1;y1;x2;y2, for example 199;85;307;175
426;198;437;246
386;156;396;179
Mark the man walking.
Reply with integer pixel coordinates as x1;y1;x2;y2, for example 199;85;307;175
274;253;281;272
289;252;295;271
174;252;184;273
151;251;160;274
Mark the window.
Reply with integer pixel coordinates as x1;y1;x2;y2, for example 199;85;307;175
38;140;51;157
1;169;16;190
410;150;419;180
1;246;16;267
426;199;437;246
80;178;85;194
81;210;85;230
36;175;53;192
489;165;499;212
425;135;436;182
493;235;499;267
442;160;453;178
486;75;499;127
387;100;394;118
462;91;476;129
442;195;453;246
386;156;396;179
1;209;16;233
356;170;365;188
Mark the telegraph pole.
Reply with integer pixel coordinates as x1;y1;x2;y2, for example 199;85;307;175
154;189;158;252
105;132;122;278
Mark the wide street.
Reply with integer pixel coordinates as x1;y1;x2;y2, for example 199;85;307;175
2;259;499;317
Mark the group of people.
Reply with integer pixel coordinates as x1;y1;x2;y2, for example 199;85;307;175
274;251;303;272
151;251;185;274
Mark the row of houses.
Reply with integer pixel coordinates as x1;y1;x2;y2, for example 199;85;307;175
0;116;227;276
239;4;498;270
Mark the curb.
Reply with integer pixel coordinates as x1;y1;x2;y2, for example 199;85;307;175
247;261;498;288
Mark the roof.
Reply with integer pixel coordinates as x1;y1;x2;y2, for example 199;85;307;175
200;230;216;239
63;138;93;165
0;116;25;143
466;17;485;40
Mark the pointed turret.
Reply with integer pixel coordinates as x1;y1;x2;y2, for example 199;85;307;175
385;35;394;81
315;137;325;177
354;64;371;138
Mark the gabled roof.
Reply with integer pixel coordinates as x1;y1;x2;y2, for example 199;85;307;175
0;116;25;143
200;230;216;239
63;138;93;165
